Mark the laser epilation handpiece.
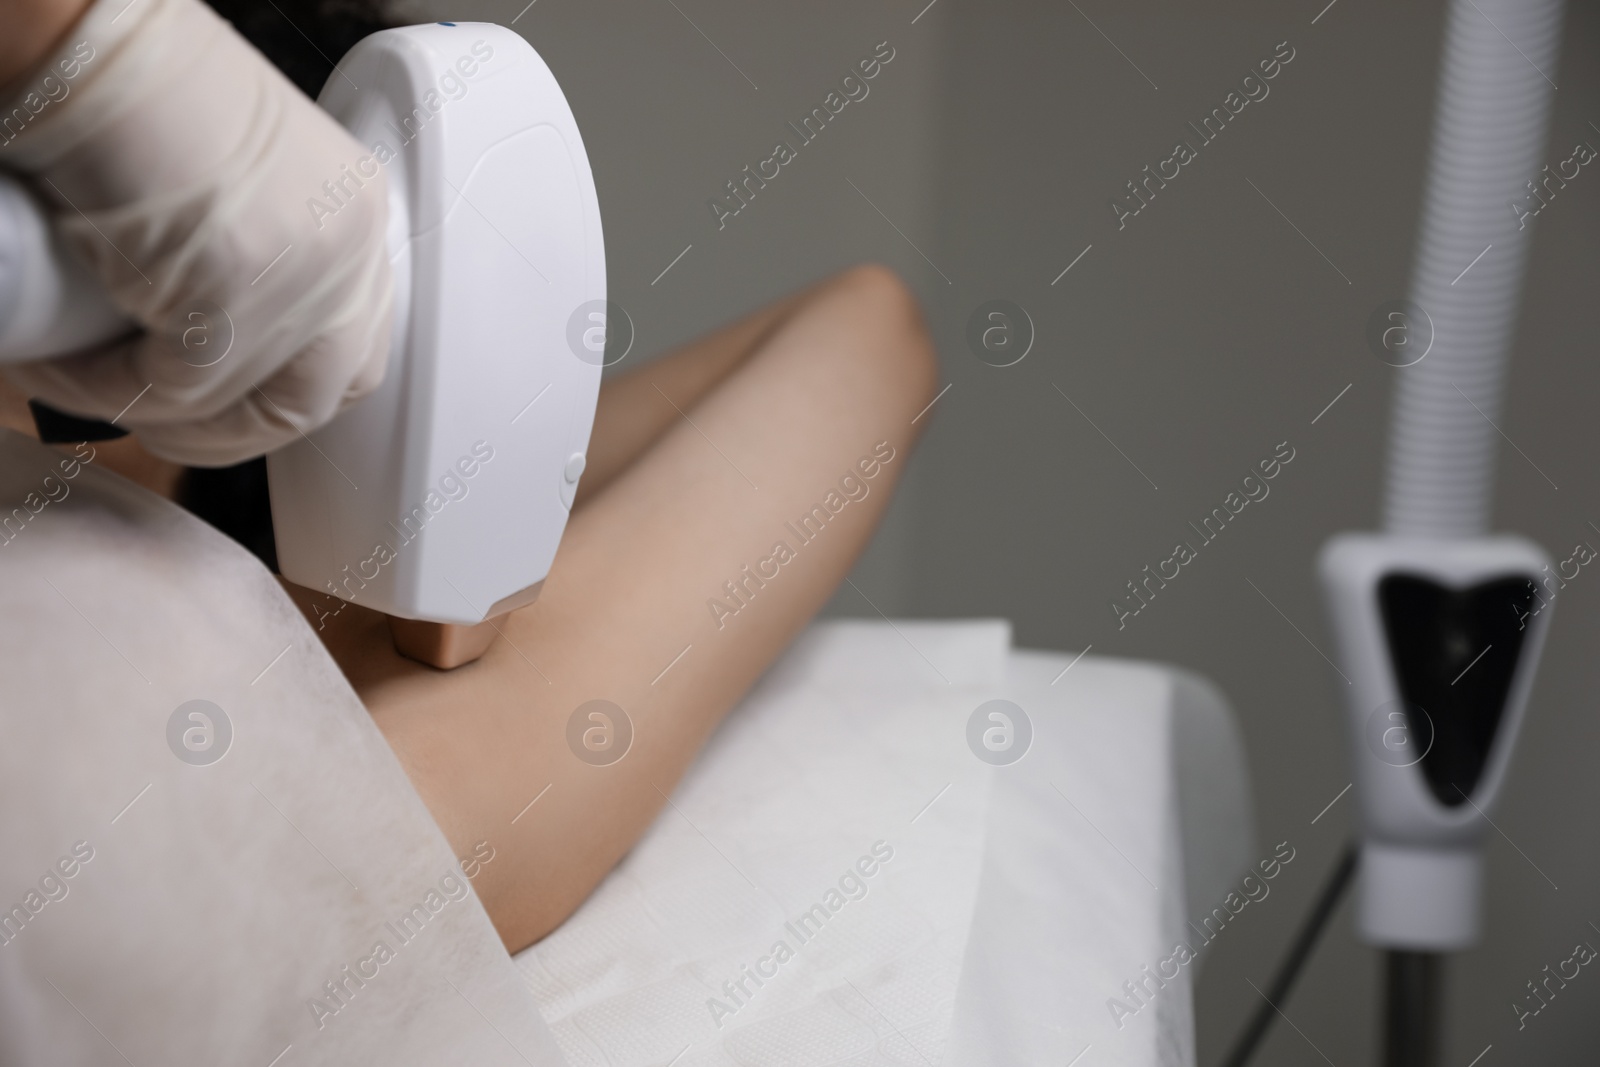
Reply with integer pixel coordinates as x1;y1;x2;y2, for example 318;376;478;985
0;23;605;668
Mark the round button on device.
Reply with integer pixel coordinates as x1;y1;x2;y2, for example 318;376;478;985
563;452;587;483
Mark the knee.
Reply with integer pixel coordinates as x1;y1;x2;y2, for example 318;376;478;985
833;263;940;415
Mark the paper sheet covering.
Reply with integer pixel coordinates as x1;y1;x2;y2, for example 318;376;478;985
518;629;1249;1067
516;619;1012;1066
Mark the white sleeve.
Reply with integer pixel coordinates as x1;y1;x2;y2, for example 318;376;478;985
0;429;566;1065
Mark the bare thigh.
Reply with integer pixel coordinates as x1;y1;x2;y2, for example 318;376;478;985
292;263;939;953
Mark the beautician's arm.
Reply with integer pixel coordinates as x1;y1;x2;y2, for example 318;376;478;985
2;0;394;466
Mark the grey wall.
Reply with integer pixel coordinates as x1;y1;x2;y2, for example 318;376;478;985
416;0;1600;1061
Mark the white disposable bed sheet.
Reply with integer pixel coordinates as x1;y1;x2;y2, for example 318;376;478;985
515;619;1253;1067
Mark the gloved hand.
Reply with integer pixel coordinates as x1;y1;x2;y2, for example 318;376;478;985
0;0;392;466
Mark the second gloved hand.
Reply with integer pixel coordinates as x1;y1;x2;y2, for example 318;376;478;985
0;0;392;466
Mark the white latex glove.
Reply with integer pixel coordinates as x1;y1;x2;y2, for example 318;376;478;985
0;0;392;466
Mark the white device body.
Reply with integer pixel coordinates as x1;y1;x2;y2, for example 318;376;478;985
0;23;605;626
268;23;604;623
1318;534;1554;949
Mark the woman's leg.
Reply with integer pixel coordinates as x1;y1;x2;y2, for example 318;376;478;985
291;263;938;953
574;280;816;504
